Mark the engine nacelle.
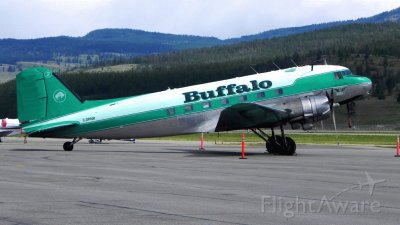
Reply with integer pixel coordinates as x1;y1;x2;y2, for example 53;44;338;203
279;96;331;129
300;95;331;123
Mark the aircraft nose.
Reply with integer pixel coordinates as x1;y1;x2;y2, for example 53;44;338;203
363;77;372;96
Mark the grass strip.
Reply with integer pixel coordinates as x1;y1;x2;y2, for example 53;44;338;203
146;132;399;146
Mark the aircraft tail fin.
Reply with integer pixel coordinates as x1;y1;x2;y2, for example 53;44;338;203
17;67;84;124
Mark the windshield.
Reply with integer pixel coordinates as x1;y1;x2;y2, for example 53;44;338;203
334;69;355;79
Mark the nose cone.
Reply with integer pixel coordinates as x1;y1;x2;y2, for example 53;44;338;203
361;77;372;97
335;76;372;104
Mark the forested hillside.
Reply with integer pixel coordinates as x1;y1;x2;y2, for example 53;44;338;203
0;7;398;72
0;22;399;120
0;30;223;65
69;23;400;100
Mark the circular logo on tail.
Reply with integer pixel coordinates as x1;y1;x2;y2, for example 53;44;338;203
44;71;52;78
53;90;66;103
1;119;6;128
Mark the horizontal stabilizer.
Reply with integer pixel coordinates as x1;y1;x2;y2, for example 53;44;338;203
24;121;79;134
0;130;13;137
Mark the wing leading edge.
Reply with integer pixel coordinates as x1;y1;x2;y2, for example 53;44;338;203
215;103;291;132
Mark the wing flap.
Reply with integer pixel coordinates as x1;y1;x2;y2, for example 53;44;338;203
215;103;290;132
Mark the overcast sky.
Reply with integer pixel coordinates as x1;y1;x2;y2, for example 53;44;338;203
0;0;399;39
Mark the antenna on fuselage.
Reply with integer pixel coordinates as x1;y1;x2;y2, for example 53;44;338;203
249;65;259;74
272;62;281;70
290;59;298;67
311;57;328;71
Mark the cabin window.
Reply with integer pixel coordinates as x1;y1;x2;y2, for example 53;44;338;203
167;108;175;116
275;88;283;95
239;95;247;102
184;105;193;112
221;98;229;105
257;92;266;99
334;72;343;79
202;102;211;109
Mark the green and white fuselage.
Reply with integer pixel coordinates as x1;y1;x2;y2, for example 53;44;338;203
17;65;371;144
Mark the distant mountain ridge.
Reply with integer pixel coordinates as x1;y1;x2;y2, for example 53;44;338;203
0;7;399;66
0;31;224;65
83;29;221;45
226;7;400;43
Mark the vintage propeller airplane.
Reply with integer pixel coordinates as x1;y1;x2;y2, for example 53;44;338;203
0;118;21;142
16;64;371;155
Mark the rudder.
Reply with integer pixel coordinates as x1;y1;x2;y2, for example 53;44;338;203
17;67;83;123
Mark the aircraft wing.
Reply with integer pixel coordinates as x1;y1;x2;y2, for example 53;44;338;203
215;103;291;132
0;130;13;137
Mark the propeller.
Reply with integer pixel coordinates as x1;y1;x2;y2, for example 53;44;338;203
346;101;356;129
326;89;339;145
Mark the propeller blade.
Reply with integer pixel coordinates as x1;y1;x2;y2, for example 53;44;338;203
332;107;337;132
332;105;339;146
325;89;335;109
346;102;355;129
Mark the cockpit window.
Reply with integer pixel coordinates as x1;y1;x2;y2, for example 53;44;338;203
335;70;353;79
334;72;343;80
342;70;352;76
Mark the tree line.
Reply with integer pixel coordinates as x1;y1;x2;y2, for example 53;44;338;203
1;23;400;118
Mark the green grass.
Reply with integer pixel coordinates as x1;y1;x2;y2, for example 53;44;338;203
146;132;399;146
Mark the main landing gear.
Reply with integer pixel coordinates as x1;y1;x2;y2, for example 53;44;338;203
250;125;296;156
63;137;82;151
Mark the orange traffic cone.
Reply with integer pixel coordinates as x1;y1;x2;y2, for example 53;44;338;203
199;133;205;150
395;137;400;157
240;134;247;159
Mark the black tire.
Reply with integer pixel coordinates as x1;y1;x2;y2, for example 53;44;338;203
63;142;73;151
266;136;282;154
282;137;296;156
266;136;296;156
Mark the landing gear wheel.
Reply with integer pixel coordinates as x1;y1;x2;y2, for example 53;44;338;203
63;142;74;151
282;137;296;156
251;127;297;156
266;136;283;155
266;142;280;155
266;136;296;156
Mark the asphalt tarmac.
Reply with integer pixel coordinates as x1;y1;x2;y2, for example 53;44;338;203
0;137;399;225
